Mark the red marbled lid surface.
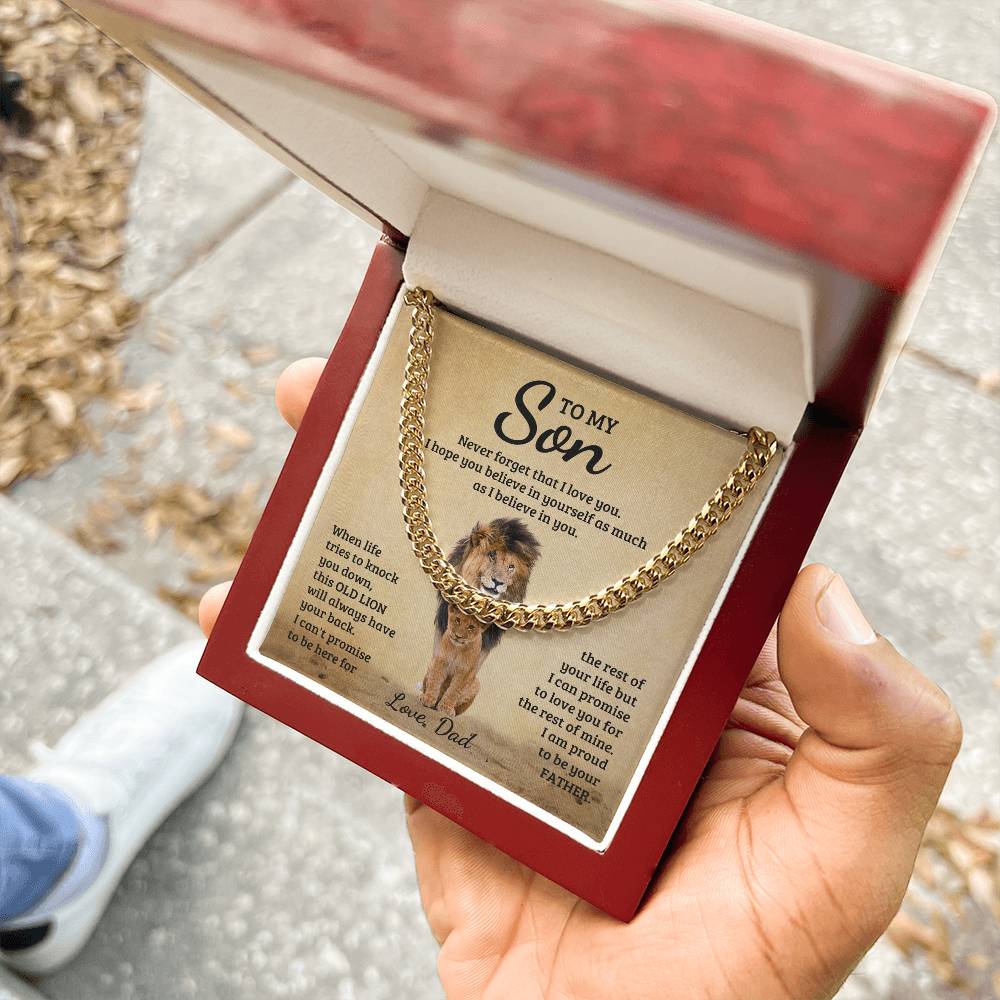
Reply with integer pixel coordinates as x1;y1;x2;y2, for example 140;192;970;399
92;0;993;291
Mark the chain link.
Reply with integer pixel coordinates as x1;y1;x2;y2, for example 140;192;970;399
399;287;778;631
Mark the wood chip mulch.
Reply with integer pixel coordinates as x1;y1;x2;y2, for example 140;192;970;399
73;472;262;617
888;806;1000;993
0;0;143;489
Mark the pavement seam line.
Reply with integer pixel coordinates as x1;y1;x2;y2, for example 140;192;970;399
140;171;297;306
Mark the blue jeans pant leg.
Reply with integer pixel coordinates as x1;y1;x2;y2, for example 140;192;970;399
0;777;80;923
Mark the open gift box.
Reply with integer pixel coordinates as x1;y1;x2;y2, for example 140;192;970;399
67;0;994;918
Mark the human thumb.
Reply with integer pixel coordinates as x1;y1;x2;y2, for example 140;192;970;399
776;564;961;926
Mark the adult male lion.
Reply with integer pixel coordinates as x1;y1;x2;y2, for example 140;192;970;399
422;518;541;716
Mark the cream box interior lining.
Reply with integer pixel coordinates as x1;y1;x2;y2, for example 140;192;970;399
404;192;810;438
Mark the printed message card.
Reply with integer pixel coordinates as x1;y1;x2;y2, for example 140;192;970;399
252;300;781;846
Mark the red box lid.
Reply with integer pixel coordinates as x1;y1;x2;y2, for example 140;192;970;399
71;0;993;293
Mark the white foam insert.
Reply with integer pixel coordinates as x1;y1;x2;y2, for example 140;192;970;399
377;130;813;333
405;193;809;441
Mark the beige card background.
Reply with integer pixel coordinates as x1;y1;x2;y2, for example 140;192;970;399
259;304;781;842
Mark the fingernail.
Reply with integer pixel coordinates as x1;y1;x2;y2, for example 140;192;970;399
817;574;877;645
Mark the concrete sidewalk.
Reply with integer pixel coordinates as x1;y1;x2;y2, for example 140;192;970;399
0;496;440;1000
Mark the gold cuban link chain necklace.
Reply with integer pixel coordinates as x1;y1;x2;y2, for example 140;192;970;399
399;287;777;631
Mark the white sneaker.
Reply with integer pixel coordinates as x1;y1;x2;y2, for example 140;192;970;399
0;640;243;976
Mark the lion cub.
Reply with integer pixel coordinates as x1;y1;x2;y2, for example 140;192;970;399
420;605;485;717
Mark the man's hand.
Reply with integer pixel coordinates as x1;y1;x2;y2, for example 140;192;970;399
200;358;961;1000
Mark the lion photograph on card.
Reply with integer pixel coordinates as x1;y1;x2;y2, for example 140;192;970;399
420;518;541;716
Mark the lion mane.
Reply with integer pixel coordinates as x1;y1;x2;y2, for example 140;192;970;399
434;517;541;653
